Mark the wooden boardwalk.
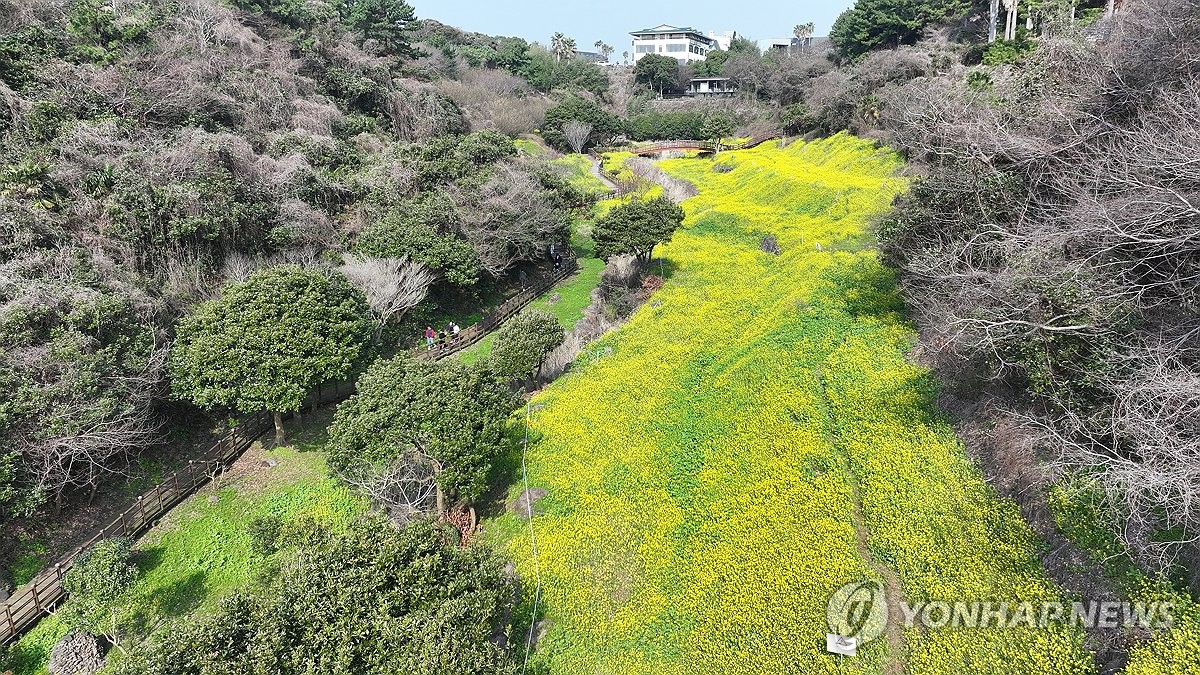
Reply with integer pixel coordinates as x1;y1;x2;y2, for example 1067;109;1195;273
418;252;580;361
0;413;273;645
0;255;582;648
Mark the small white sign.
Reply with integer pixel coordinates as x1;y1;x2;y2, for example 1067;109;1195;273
826;634;857;657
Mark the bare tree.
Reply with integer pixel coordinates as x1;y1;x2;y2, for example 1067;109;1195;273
624;157;699;203
18;349;166;515
336;451;439;524
450;161;568;277
878;0;1200;572
562;120;593;154
339;254;435;337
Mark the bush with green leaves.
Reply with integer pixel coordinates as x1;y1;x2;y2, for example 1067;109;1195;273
830;0;971;59
593;195;685;263
542;96;624;151
405;130;516;188
67;0;155;64
489;309;565;383
169;265;373;443
0;246;162;523
246;515;284;556
63;537;138;651
354;194;483;286
633;53;680;96
113;518;518;675
326;356;518;511
628;111;706;141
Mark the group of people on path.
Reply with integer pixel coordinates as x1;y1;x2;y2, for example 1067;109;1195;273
423;242;564;351
424;322;461;351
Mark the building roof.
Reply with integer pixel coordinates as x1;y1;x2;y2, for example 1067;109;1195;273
690;76;731;82
631;24;705;36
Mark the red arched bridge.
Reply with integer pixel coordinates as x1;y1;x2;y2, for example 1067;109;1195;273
595;132;782;156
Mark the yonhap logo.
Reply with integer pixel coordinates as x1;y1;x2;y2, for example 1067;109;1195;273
827;580;889;644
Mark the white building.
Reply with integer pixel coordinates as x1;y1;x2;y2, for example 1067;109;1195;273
687;76;736;98
630;25;717;64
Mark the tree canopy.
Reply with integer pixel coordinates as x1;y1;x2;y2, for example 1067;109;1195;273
63;537;138;650
114;518;517;675
489;309;565;382
593;196;686;263
340;0;421;57
326;356;518;510
831;0;972;59
634;53;680;95
542;96;625;151
169;266;373;430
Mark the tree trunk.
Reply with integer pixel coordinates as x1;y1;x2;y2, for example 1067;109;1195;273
1105;0;1115;18
273;411;285;446
435;485;446;517
989;0;1001;42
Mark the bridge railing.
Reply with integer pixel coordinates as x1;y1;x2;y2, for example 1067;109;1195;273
593;133;781;158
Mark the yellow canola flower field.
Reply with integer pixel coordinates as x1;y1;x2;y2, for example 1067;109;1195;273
486;135;1095;674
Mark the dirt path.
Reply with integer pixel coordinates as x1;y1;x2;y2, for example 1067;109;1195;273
816;363;909;675
588;155;618;192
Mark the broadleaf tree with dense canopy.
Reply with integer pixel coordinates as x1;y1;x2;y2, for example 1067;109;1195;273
593;195;686;264
169;265;373;445
326;356;518;517
831;0;973;59
489;309;565;385
634;53;680;97
113;518;518;675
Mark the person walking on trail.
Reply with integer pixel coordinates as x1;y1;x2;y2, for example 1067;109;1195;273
450;322;461;343
553;253;563;271
425;326;435;351
437;328;447;350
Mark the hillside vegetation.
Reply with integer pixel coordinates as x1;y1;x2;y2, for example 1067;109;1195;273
486;137;1094;674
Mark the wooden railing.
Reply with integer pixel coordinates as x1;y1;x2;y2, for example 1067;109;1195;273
0;381;357;647
418;252;580;361
0;252;587;647
593;133;782;157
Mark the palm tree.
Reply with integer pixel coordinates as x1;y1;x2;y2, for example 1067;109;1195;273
550;33;578;63
594;40;614;63
792;22;815;55
551;32;567;62
622;50;629;65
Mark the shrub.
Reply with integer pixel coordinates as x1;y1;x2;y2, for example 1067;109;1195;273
542;96;623;151
169;265;373;444
489;308;565;382
247;515;283;556
593;195;685;263
115;519;518;675
355;199;484;287
62;537;138;650
326;357;518;511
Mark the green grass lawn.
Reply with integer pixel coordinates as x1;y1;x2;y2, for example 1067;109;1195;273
2;410;367;675
458;229;605;367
